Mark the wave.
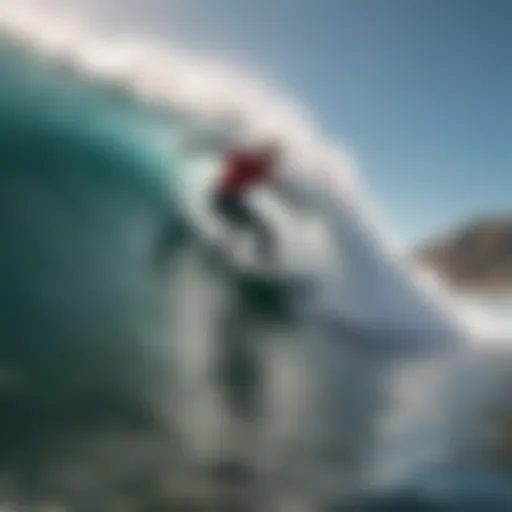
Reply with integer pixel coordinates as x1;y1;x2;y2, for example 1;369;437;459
0;2;512;511
0;27;316;511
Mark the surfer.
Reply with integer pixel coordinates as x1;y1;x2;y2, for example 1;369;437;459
212;142;280;265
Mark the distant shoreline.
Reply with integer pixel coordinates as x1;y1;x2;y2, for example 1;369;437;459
413;216;512;297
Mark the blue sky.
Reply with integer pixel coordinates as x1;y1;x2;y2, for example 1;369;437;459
107;0;512;244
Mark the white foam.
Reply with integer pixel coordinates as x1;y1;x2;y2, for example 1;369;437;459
0;0;509;338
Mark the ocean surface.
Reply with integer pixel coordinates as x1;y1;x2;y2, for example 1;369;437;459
1;26;512;512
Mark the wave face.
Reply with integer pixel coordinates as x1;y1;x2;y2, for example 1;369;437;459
0;40;316;510
1;18;512;512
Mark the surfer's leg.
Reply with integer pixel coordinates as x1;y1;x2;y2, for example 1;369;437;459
247;216;273;264
212;192;275;263
235;202;275;264
212;192;244;255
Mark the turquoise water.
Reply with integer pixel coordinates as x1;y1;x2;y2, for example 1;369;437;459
0;41;309;509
